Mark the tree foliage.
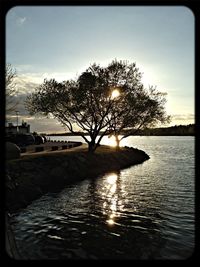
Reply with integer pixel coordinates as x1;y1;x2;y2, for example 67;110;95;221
6;63;18;113
25;60;170;151
109;85;170;146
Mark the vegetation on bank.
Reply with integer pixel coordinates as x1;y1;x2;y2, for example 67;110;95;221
6;145;149;213
140;124;194;136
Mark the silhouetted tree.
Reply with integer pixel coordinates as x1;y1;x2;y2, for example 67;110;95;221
25;59;170;151
108;85;171;147
88;60;170;147
25;72;118;152
6;63;18;113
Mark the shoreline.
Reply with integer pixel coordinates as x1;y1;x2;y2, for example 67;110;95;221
6;144;150;214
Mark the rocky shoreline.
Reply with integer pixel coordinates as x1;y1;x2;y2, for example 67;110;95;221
6;145;150;214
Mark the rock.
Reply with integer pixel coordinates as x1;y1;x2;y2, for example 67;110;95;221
50;166;67;179
5;213;21;259
6;146;150;213
6;142;20;160
6;173;17;190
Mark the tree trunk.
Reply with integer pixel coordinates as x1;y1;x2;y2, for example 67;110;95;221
88;139;96;153
115;135;120;149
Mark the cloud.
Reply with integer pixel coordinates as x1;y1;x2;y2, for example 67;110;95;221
6;115;65;134
41;72;76;82
14;71;76;94
6;93;30;117
172;113;194;121
166;113;195;126
5;70;77;118
16;16;26;26
15;74;42;94
14;64;34;73
21;117;65;134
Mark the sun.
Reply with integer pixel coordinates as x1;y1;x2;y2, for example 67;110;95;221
111;89;120;99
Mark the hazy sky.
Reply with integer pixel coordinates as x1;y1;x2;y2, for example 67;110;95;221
6;5;194;133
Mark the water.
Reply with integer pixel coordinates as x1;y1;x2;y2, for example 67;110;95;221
10;136;195;259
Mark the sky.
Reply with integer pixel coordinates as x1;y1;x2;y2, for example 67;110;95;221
6;5;195;133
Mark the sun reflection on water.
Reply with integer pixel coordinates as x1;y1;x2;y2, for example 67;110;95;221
107;218;115;225
101;173;120;226
107;174;118;184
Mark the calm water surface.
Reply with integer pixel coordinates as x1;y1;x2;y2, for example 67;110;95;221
10;136;195;259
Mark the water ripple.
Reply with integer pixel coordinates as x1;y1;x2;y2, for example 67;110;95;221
11;136;195;259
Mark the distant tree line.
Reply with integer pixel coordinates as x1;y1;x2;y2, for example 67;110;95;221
47;124;194;137
136;124;194;136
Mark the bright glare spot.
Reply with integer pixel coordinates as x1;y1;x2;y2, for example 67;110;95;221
111;89;120;99
107;219;115;225
107;135;117;147
47;235;63;240
110;184;117;193
107;174;117;184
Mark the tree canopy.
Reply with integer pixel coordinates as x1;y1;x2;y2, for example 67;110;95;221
25;60;170;152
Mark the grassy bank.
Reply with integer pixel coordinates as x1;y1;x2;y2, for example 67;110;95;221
6;145;150;213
